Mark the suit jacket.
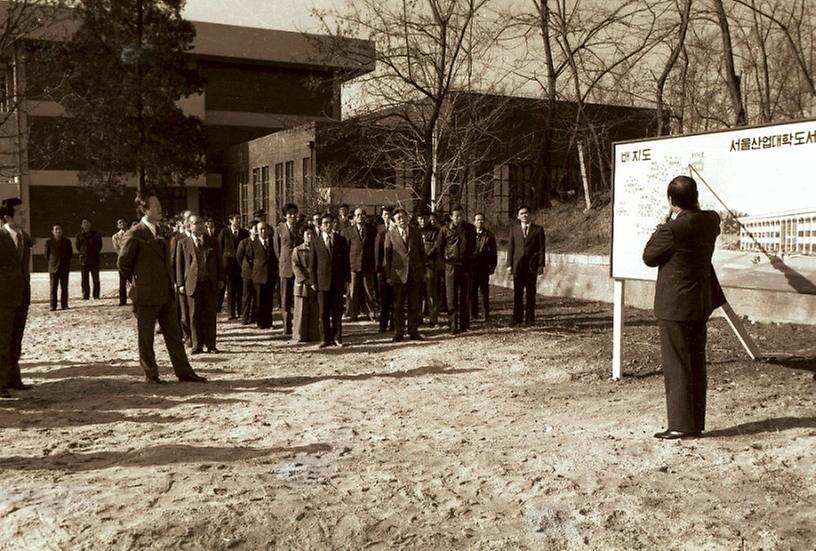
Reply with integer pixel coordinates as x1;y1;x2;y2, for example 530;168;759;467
310;232;350;292
292;242;314;297
218;226;249;267
117;223;175;306
75;229;103;267
473;229;498;273
384;227;426;285
419;225;443;270
344;222;376;274
236;237;254;279
170;232;188;285
245;237;278;285
45;237;74;274
507;223;546;274
176;234;224;296
0;227;31;307
274;222;301;278
643;210;726;321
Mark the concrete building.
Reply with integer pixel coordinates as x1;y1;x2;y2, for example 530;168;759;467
0;3;374;269
739;209;816;255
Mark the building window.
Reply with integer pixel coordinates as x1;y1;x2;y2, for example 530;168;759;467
252;167;261;213
261;166;270;216
285;160;294;203
275;162;284;219
239;170;249;226
302;157;310;191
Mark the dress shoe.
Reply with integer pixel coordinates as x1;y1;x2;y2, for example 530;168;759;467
653;429;698;440
333;341;345;347
206;347;221;354
0;388;11;398
392;335;404;343
178;373;207;383
318;342;332;348
145;376;164;384
10;383;32;390
190;348;204;355
49;307;56;311
408;334;424;341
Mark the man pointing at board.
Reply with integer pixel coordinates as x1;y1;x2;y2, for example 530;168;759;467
643;176;726;440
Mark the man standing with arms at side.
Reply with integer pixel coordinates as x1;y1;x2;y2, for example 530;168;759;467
112;217;128;306
344;206;377;322
471;212;497;321
275;203;301;337
45;223;74;311
171;210;193;346
0;198;32;397
415;211;441;327
507;205;546;326
76;217;102;301
440;205;474;335
177;214;224;354
236;223;257;325
384;208;426;341
374;207;395;333
337;204;352;232
311;213;350;348
245;221;278;330
218;212;249;320
643;176;726;440
118;195;206;384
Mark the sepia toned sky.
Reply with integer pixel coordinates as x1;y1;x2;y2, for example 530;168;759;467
183;0;333;34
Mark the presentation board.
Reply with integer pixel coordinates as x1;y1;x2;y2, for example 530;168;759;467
612;118;816;294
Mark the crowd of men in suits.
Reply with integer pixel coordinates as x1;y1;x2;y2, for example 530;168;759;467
0;194;547;391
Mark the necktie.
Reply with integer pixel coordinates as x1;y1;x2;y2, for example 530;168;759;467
15;233;23;260
326;235;332;252
523;225;528;239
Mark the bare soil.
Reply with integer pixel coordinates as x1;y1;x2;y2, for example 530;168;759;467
1;272;814;550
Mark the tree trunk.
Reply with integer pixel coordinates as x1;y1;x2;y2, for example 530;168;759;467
713;0;747;126
656;0;692;136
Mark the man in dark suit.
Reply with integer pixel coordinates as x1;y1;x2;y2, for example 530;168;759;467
344;206;377;321
236;224;257;325
440;205;475;334
471;213;497;321
310;213;351;347
643;176;726;440
177;214;224;354
0;198;32;397
76;217;102;300
384;208;427;341
218;212;249;320
415;211;441;326
117;195;206;384
45;223;74;311
245;221;278;329
274;203;301;336
171;210;193;346
337;204;352;232
506;204;546;326
375;207;394;333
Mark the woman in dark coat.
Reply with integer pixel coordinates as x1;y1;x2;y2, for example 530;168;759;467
292;228;320;343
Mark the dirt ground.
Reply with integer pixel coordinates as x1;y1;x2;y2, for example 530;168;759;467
1;272;814;550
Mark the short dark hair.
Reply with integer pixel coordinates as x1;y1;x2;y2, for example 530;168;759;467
228;211;241;220
667;175;700;210
339;203;349;210
321;213;335;224
517;204;531;214
52;223;63;230
253;209;266;218
283;203;299;215
135;195;156;216
450;204;465;214
80;217;91;224
393;208;408;217
474;212;485;219
381;205;393;214
0;197;22;219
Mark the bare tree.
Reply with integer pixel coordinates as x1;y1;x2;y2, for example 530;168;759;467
655;0;692;135
712;0;747;125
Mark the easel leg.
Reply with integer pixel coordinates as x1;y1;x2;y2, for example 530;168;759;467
612;279;625;380
719;302;761;360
